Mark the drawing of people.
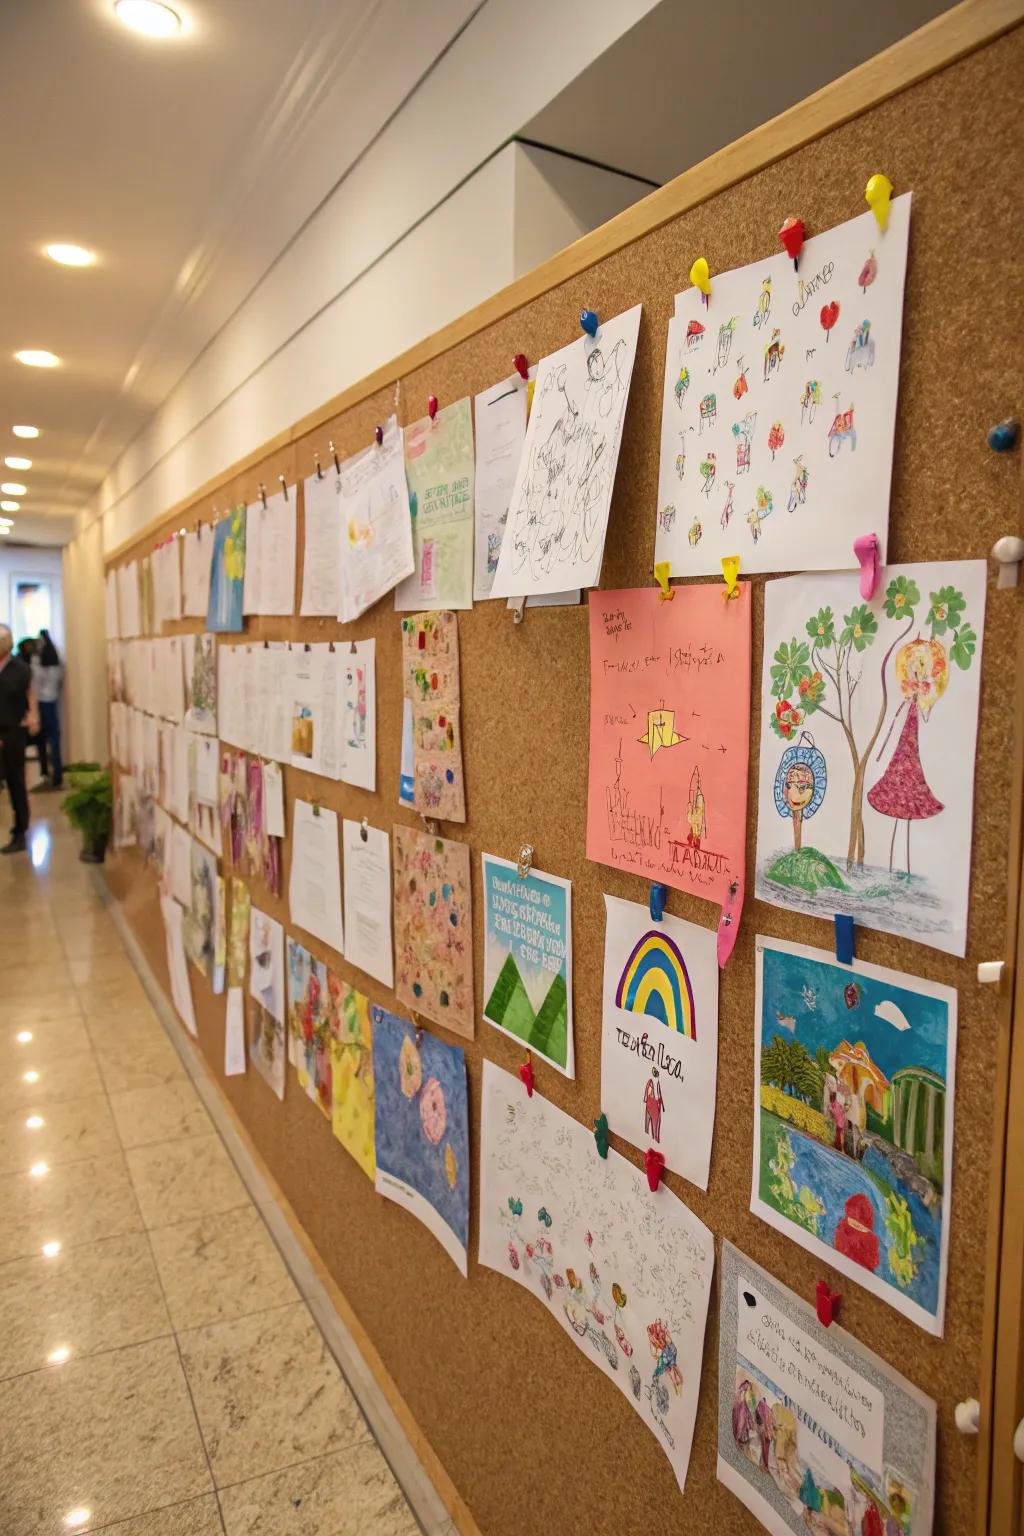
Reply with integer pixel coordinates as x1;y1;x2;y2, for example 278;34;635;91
833;1193;881;1272
686;767;706;847
647;1319;682;1393
772;1404;800;1492
753;276;772;329
643;1069;665;1142
828;1086;846;1152
867;637;948;874
732;1379;755;1450
755;1398;775;1472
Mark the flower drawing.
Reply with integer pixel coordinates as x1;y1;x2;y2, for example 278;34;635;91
398;1034;422;1099
419;1076;447;1144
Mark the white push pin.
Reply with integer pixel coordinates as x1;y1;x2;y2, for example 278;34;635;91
955;1398;980;1436
992;534;1024;589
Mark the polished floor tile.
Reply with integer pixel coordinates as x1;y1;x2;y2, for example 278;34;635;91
67;953;137;986
90;1496;225;1535
109;1079;211;1149
92;1034;186;1095
0;1048;104;1112
0;1153;143;1264
218;1443;421;1536
0;965;74;1000
76;979;153;1016
0;1336;212;1534
59;927;132;960
179;1302;368;1486
149;1204;297;1332
0;1013;92;1063
127;1134;248;1227
0;1231;170;1380
0;1092;120;1175
0;991;84;1026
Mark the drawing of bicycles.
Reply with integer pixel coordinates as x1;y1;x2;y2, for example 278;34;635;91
845;318;875;374
828;406;858;457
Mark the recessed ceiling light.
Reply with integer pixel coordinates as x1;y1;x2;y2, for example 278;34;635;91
115;0;181;37
12;425;39;439
41;1240;61;1258
45;244;95;268
15;350;59;369
25;1115;44;1129
16;1030;33;1043
0;502;19;513
1;483;27;496
5;457;31;471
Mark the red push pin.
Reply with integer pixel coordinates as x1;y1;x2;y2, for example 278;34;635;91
519;1051;534;1098
815;1280;841;1328
427;394;438;423
779;216;806;272
644;1147;666;1192
513;352;529;381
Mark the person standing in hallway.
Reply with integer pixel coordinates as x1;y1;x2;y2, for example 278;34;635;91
0;624;39;852
31;629;64;791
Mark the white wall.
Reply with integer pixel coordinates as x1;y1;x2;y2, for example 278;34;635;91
62;522;108;766
513;143;652;279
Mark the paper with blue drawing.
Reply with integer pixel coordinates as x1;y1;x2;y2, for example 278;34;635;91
601;894;718;1189
372;1008;470;1274
752;937;956;1335
482;853;573;1076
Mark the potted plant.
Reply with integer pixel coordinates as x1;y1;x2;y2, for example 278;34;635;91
61;763;113;863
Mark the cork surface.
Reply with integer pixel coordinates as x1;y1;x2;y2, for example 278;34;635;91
105;29;1024;1535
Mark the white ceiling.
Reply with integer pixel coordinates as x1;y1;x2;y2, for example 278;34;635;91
0;0;476;545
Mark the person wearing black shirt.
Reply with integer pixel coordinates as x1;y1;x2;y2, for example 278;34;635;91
0;624;39;853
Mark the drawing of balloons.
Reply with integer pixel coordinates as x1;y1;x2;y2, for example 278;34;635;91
820;300;840;342
419;1076;447;1144
858;251;878;294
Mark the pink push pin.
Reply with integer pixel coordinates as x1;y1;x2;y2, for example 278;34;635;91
853;532;880;599
427;394;438;423
513;353;529;381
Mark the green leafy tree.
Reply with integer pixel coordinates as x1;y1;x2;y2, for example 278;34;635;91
768;578;977;867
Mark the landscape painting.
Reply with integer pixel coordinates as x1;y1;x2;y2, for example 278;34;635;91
752;937;956;1334
482;853;573;1075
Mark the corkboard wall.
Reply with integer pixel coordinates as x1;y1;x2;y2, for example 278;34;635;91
105;27;1024;1536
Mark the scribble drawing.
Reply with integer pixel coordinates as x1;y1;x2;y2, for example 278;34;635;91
752;276;772;329
732;412;756;475
800;379;821;425
688;516;702;548
699;452;717;497
747;486;774;544
828;398;857;457
763;328;785;382
698;393;717;434
720;481;736;530
687;767;707;849
685;320;705;351
506;338;630;580
675;435;686;481
659;504;677;533
732;357;749;399
716;317;738;369
787;456;809;513
674;366;691;408
845;318;876;374
639;708;687;759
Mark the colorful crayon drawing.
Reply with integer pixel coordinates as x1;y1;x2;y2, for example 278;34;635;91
183;840;218;981
248;907;286;1100
479;1061;714;1491
393;826;473;1038
286;940;332;1118
400;610;466;822
718;1242;936;1535
482;853;573;1075
753;938;956;1334
329;976;375;1179
226;877;250;989
756;562;985;956
183;632;217;734
372;1008;469;1273
206;505;246;633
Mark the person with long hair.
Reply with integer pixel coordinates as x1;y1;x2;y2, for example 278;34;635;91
31;628;64;791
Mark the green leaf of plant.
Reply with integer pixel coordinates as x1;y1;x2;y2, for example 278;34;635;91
883;574;920;621
805;607;835;647
769;639;811;698
926;585;966;636
842;605;878;652
950;623;977;670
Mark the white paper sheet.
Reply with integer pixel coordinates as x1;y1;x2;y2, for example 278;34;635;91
262;760;285;838
342;819;392;987
337;419;414;622
490;305;642;597
656;197;911;577
340;640;375;791
290;643;340;778
301;469;342;616
105;570;120;639
160;893;197;1037
169;822;193;909
479;1061;714;1491
755;559;985;956
183;524;214;618
473;373;530;599
289;800;344;954
225;987;247;1076
394;398;475;611
248;906;286;1100
243;489;297;616
601;895;718;1189
188;734;222;856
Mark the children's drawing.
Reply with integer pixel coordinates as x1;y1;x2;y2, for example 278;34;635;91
226;877;250;989
656;197;910;576
479;1060;714;1490
399;611;466;821
393;826;473;1037
752;938;956;1334
183;840;218;981
489;305;642;598
286;940;332;1118
336;417;416;622
587;587;751;961
482;853;573;1076
602;894;719;1188
755;561;985;956
394;397;475;611
372;1009;469;1273
248;907;286;1100
717;1241;936;1535
329;975;375;1179
206;505;246;633
183;632;217;734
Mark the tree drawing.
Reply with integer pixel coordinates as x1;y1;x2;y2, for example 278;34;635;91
769;577;977;869
767;421;785;460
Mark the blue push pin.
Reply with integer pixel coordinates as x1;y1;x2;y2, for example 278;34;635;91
988;419;1020;453
580;309;599;339
834;913;855;966
649;882;668;922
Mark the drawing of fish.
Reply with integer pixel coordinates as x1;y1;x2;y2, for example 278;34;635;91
775;1011;796;1031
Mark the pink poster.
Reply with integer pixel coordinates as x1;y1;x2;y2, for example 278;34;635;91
586;585;751;962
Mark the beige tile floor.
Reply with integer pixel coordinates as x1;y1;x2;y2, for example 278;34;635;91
0;811;422;1536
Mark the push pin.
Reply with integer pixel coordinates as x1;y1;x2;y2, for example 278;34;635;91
375;424;384;446
580;309;599;339
427;394;438;422
594;1113;610;1159
988;419;1020;453
815;1280;841;1328
864;173;893;232
649;882;668;922
644;1147;665;1192
513;353;529;381
778;216;805;271
690;256;711;307
519;1051;534;1098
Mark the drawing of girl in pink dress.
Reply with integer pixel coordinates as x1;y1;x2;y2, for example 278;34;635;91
867;636;948;873
643;1069;665;1142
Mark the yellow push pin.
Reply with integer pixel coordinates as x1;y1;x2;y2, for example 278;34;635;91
865;173;893;232
654;560;675;602
690;256;711;307
721;554;741;599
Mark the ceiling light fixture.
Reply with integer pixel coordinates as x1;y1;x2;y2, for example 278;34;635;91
25;1115;44;1129
5;457;32;471
45;244;95;268
41;1240;61;1258
1;483;27;496
23;1070;39;1084
48;1345;72;1365
0;502;19;513
115;0;182;37
30;1162;49;1177
64;1508;92;1530
12;425;39;439
16;1030;32;1043
15;350;59;369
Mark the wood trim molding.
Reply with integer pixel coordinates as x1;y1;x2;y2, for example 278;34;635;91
103;0;1024;565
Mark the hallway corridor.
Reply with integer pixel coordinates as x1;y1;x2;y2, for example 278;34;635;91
0;812;421;1536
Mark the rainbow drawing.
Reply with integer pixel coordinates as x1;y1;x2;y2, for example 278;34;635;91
615;930;696;1038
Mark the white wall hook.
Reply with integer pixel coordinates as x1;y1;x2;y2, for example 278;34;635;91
977;960;1004;985
991;534;1024;589
955;1398;980;1435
